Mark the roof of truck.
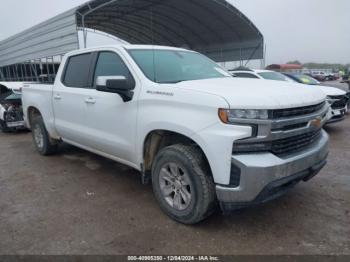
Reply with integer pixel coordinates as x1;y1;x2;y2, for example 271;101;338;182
65;44;194;56
123;45;193;51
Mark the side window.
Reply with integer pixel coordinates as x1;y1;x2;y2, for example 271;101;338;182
93;52;132;85
63;53;92;88
234;72;259;79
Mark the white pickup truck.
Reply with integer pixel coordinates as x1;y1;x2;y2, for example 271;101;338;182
22;45;329;224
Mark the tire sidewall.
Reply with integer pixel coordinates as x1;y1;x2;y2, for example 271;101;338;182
152;148;205;223
31;118;50;155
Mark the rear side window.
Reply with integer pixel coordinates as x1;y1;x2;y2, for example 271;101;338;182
63;53;92;88
234;72;259;79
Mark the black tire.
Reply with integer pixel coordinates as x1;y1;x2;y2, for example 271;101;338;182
152;144;216;224
0;119;11;133
31;115;58;156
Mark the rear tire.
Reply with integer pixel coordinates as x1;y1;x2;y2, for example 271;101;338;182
31;115;58;155
152;144;216;224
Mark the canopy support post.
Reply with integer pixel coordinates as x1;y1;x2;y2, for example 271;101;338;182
81;0;119;48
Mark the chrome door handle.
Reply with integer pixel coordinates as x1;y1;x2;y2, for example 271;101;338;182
85;97;96;104
54;94;61;100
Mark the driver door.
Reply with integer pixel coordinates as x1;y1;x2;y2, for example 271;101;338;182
82;51;139;165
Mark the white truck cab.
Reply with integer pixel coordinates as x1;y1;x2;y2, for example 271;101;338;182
22;45;329;224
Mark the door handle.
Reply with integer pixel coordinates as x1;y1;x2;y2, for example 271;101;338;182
54;94;62;100
85;97;96;104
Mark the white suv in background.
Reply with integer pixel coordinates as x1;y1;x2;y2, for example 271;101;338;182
230;68;348;124
229;69;295;82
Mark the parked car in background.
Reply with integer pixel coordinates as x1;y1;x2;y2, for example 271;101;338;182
283;73;349;122
229;68;295;82
0;82;27;133
310;72;325;81
341;74;350;90
231;69;347;124
283;73;321;85
22;45;329;224
310;71;336;81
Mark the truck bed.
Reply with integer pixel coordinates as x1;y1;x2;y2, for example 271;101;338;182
22;83;54;130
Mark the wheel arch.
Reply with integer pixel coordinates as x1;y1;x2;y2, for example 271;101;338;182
142;129;213;179
27;106;42;129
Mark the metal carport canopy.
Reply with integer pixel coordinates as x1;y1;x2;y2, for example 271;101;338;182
0;0;264;67
0;9;79;67
77;0;264;62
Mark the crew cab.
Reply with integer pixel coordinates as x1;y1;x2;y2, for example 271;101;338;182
22;45;329;224
0;82;27;132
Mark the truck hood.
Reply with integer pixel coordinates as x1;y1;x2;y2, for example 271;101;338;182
317;85;346;96
174;78;326;109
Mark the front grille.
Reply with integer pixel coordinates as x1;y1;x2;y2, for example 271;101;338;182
330;95;349;109
271;130;322;155
271;102;325;119
233;130;322;156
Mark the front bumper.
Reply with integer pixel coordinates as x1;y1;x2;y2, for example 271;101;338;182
216;130;329;211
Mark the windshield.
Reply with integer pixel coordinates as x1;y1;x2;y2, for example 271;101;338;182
294;75;320;85
258;72;291;82
128;49;231;83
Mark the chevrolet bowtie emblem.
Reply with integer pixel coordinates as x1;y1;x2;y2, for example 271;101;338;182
311;117;322;129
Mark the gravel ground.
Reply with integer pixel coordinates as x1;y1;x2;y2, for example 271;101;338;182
0;108;349;255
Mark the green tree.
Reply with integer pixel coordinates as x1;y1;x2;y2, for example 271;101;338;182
287;61;302;65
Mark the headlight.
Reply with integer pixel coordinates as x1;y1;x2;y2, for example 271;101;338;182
219;109;269;124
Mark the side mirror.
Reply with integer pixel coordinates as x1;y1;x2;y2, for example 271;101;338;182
96;76;134;102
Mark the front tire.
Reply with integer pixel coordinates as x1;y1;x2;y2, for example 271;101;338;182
152;144;216;224
31;115;58;155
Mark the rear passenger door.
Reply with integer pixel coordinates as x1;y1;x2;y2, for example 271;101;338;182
53;52;95;146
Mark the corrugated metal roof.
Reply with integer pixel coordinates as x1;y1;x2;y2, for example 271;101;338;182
76;0;264;62
0;9;79;67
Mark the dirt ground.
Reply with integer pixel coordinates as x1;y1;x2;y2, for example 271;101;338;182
0;99;349;255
